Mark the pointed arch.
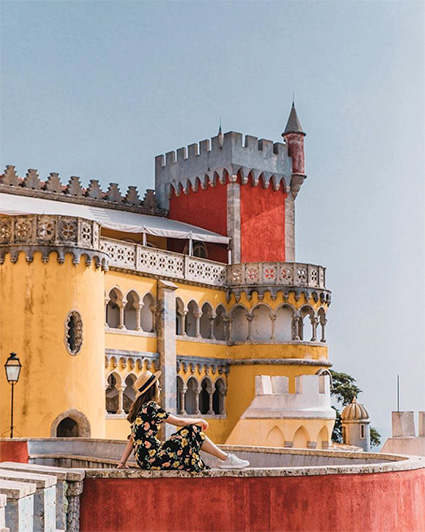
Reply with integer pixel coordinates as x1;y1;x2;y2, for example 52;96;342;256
299;305;316;342
251;303;273;341
213;304;227;340
185;300;199;337
265;426;285;447
123;373;137;413
141;292;156;332
317;426;330;449
200;302;213;339
106;287;123;328
275;304;294;341
230;304;249;342
176;297;185;335
292;426;310;449
124;290;141;330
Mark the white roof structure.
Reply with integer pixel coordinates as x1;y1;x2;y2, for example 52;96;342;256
0;192;229;244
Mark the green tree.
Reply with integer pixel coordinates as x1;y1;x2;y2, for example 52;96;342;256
330;370;381;448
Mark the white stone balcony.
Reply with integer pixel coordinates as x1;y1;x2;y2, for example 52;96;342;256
100;237;227;286
100;237;330;303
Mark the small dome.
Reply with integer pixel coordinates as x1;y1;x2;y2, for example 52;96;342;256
341;397;369;421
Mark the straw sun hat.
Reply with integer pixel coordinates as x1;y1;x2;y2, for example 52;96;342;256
134;370;161;399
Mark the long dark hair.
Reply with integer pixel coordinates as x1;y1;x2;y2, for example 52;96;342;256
127;382;157;423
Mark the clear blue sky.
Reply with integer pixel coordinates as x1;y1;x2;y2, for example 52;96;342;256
1;0;424;445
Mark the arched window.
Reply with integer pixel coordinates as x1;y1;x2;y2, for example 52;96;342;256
124;291;140;331
185;301;199;337
123;374;136;413
213;378;226;415
230;306;249;342
213;305;226;341
300;307;315;342
65;311;83;355
318;308;327;342
106;289;121;328
251;305;272;341
57;417;79;437
176;298;185;335
199;378;213;415
275;306;293;342
200;303;212;339
185;377;199;415
106;374;120;414
141;293;155;332
183;241;208;259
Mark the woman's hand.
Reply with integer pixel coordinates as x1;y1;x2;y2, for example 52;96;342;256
197;419;209;431
117;462;129;469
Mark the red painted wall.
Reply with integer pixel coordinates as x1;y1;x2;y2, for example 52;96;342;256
240;182;286;263
0;440;29;463
169;182;228;237
168;182;228;263
80;469;425;532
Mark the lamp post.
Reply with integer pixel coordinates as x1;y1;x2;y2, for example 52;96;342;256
4;352;22;438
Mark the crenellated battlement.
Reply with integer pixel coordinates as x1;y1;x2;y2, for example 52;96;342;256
242;374;335;420
155;131;294;210
0;166;166;215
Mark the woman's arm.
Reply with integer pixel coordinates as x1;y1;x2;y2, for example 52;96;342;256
117;435;134;469
166;414;209;431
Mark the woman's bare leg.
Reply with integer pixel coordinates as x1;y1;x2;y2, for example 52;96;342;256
201;435;228;461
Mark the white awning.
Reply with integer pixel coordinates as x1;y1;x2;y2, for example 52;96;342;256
0;192;230;244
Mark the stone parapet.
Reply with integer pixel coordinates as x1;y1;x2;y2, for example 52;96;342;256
0;165;166;215
155;131;293;209
0;463;84;532
0;470;56;532
0;479;36;532
100;236;331;304
0;214;109;269
101;236;227;286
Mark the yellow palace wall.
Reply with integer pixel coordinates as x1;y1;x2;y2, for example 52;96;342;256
104;273;330;444
0;252;106;438
1;255;330;443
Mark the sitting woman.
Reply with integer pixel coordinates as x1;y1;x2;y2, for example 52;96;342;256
118;370;249;472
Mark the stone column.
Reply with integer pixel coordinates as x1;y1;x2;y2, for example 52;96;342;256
118;301;125;329
209;314;215;339
292;312;301;341
178;384;187;415
135;303;142;331
320;317;327;342
180;310;188;336
285;193;295;262
157;280;178;438
247;314;253;341
207;386;214;415
193;385;201;415
270;314;277;341
227;181;241;263
116;384;124;415
311;317;319;342
194;311;201;338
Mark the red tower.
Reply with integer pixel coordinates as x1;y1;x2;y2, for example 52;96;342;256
155;105;307;264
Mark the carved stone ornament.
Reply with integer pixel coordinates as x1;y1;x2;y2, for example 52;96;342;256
0;214;109;270
65;310;83;355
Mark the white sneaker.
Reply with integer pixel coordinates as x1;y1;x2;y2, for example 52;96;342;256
218;453;250;469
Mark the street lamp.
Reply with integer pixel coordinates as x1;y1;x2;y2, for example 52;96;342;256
4;352;22;438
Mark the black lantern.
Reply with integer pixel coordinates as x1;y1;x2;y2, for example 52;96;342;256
4;352;22;438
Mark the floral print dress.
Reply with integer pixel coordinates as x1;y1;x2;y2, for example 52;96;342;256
131;400;210;473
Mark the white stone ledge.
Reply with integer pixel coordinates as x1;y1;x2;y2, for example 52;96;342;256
82;454;425;479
